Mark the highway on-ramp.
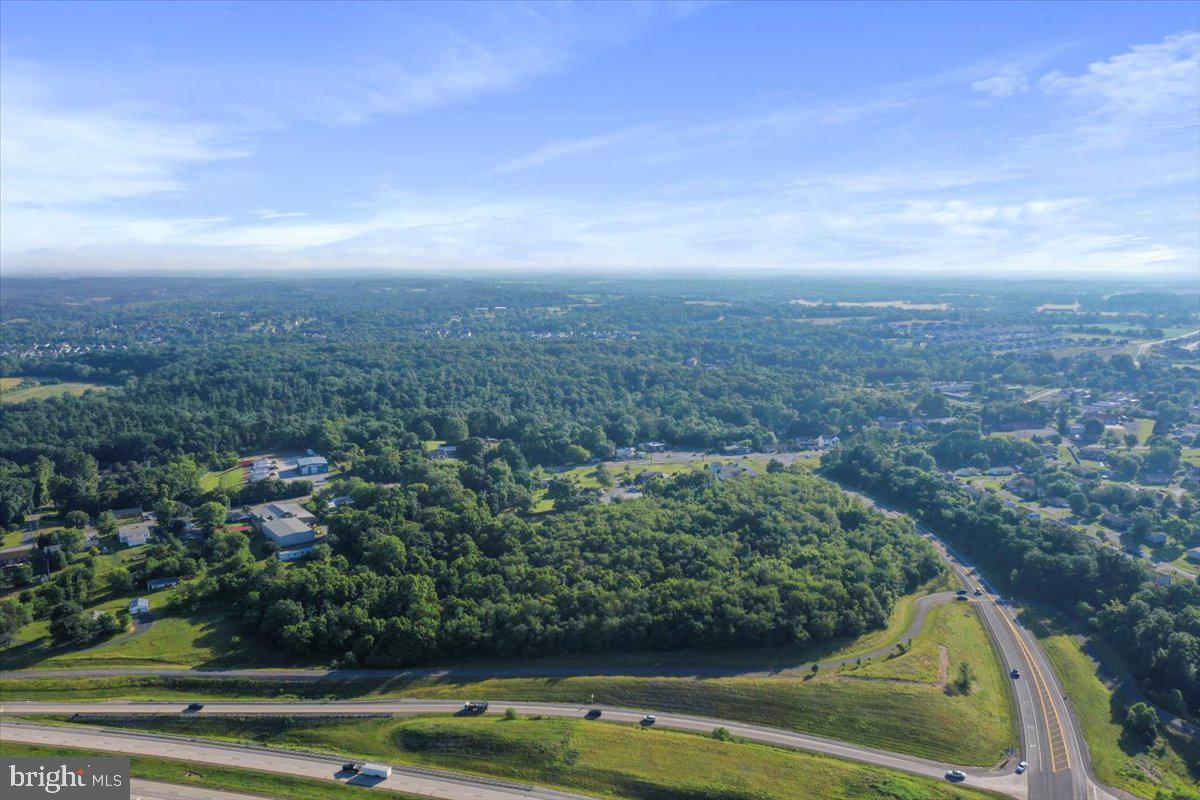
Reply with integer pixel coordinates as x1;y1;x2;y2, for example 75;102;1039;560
1;719;594;800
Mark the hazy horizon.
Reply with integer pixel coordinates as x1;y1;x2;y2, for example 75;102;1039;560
2;1;1198;278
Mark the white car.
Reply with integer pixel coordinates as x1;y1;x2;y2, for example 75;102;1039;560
1015;761;1028;774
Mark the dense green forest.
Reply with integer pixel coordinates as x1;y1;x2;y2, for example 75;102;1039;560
169;470;939;664
1;276;1196;716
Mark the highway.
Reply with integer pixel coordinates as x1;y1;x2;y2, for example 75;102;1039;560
0;702;1027;799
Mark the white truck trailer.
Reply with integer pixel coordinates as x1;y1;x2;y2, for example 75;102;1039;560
360;763;392;779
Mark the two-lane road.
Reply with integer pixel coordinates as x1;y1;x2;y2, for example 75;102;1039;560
847;485;1120;800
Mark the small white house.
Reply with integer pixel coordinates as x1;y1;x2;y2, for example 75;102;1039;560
129;597;150;616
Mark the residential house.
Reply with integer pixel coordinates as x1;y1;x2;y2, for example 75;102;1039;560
429;444;458;460
129;597;150;616
637;441;667;453
147;576;180;591
1187;546;1200;564
614;446;639;460
986;466;1015;476
1139;471;1174;486
1144;531;1169;545
118;523;153;547
710;462;759;481
112;506;144;520
0;544;35;565
1101;513;1130;531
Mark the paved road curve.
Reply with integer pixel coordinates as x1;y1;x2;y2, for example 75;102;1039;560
1;720;594;800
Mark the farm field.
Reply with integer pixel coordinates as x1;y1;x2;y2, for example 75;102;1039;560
27;714;1006;800
0;380;109;403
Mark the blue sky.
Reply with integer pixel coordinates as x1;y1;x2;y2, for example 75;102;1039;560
1;0;1197;277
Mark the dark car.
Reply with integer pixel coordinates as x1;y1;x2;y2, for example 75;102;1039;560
186;702;204;711
945;770;966;782
585;708;602;719
343;762;364;774
463;701;489;713
1010;668;1021;679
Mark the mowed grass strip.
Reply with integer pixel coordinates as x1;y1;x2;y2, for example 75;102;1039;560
199;466;246;493
32;714;1008;800
0;741;422;800
1027;611;1199;799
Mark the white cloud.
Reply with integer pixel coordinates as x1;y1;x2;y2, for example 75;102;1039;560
0;62;245;207
494;124;660;173
972;64;1031;98
1039;32;1199;121
253;209;310;220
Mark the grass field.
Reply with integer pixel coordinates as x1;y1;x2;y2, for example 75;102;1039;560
1025;610;1199;799
0;380;109;403
199;466;247;493
1;600;1016;766
0;741;424;800
1133;418;1156;445
30;715;1007;800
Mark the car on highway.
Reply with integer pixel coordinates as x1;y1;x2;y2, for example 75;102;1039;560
1010;668;1021;679
463;701;489;713
945;769;966;782
973;588;983;596
343;762;364;774
585;708;602;719
186;702;204;711
641;714;657;726
1015;761;1028;774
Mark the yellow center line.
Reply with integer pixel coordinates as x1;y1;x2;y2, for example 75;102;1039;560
997;606;1072;773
